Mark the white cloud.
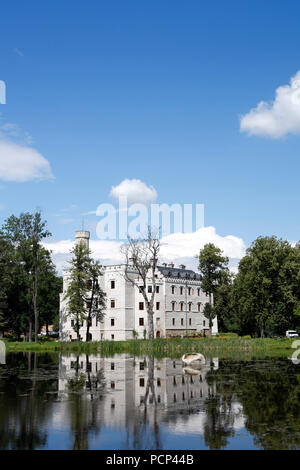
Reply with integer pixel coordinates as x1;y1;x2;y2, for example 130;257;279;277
0;138;54;182
44;226;245;274
160;227;245;260
110;179;157;206
240;70;300;138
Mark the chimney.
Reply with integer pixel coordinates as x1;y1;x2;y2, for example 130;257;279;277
168;262;174;268
179;264;186;270
75;231;90;249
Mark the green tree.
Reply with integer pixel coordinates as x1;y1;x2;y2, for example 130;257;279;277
85;260;106;342
64;241;106;341
198;243;229;307
2;211;51;342
0;236;13;335
232;236;300;337
213;270;236;332
38;249;62;336
203;302;216;335
64;242;91;341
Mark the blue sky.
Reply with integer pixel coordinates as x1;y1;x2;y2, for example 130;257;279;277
1;0;300;267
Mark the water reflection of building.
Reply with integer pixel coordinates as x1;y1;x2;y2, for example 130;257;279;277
58;354;220;445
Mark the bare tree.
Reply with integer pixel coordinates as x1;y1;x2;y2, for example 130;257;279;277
121;228;160;340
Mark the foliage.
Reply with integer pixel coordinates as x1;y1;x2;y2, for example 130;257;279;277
203;302;216;333
1;211;52;342
232;236;300;337
198;243;229;303
64;241;106;341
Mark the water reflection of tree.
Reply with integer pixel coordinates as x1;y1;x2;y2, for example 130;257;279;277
203;359;237;449
206;359;300;450
66;355;106;450
130;356;161;450
0;352;58;449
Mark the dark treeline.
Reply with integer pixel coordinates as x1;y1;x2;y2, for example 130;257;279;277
0;211;62;341
199;237;300;337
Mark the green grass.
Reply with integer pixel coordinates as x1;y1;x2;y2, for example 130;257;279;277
2;336;297;359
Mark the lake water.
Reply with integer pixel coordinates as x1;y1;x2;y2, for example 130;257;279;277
0;352;299;450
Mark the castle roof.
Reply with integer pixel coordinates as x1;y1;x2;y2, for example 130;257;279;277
157;266;201;281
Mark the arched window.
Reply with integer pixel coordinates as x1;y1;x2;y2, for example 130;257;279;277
188;302;192;312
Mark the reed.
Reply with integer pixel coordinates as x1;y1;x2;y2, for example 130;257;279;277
3;336;296;359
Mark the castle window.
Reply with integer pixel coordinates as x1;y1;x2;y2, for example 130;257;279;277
139;317;144;326
110;299;115;308
172;301;176;311
172;318;175;326
180;302;184;312
156;286;160;293
139;378;145;387
139;302;144;310
156;302;160;310
148;285;152;293
198;303;201;312
189;318;192;326
188;287;191;295
111;280;115;289
197;288;201;296
188;302;192;312
111;318;115;327
171;286;175;294
180;287;183;295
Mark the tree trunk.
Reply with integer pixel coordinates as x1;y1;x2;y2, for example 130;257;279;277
209;293;213;335
29;319;32;342
86;281;94;342
147;310;154;339
33;267;38;343
46;321;49;337
86;316;90;342
76;320;80;341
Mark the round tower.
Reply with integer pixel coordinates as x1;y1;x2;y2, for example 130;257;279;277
75;230;90;249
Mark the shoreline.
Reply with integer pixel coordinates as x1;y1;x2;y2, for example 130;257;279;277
2;336;297;359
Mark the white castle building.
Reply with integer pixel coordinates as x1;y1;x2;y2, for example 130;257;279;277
59;231;218;341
